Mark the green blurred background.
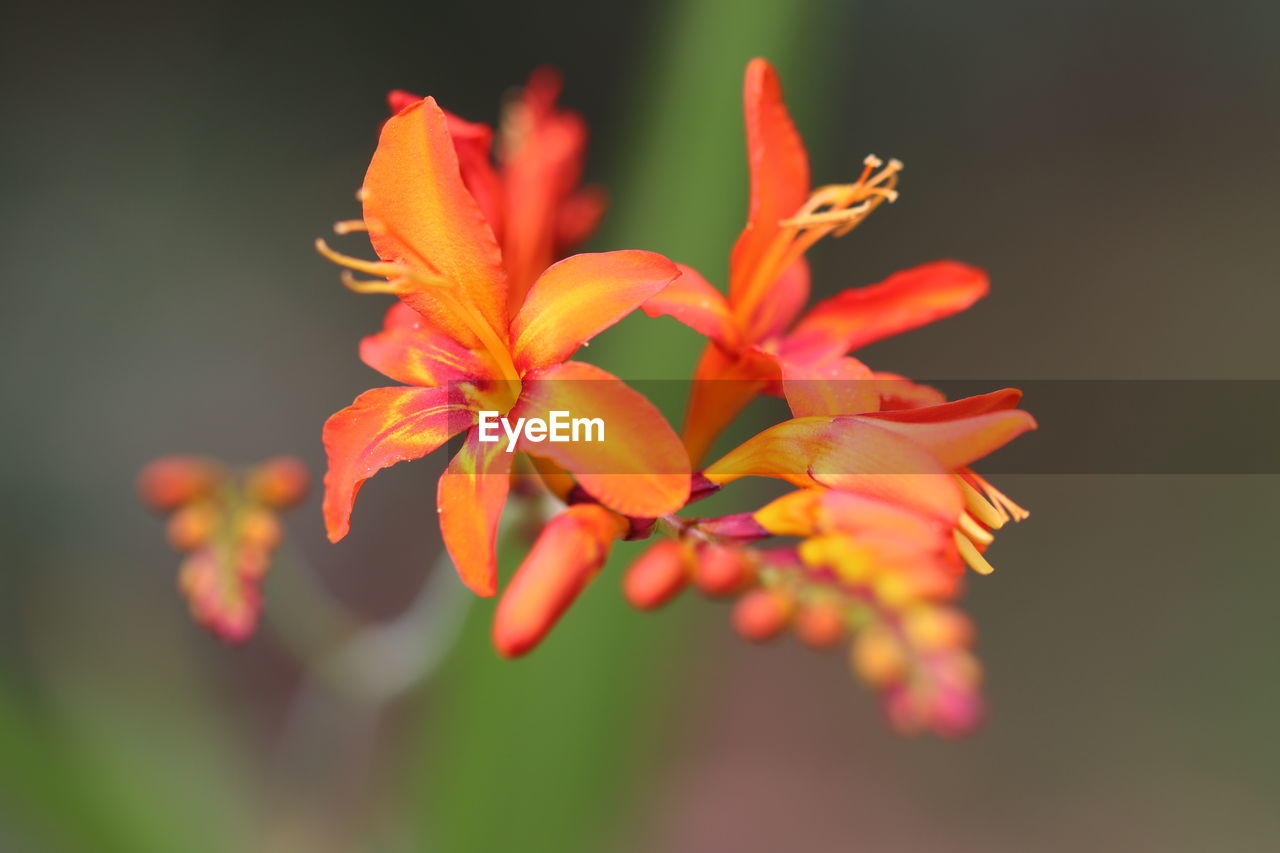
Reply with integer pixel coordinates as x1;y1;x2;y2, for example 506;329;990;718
3;0;1279;850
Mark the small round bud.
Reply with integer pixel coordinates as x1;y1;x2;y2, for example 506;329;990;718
166;502;219;551
732;588;791;642
623;541;689;609
903;606;974;651
693;544;753;596
795;600;846;649
138;455;221;512
851;623;908;687
246;456;310;509
238;508;282;551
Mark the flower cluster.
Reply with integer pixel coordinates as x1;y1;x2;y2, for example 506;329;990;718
139;455;309;642
318;61;1035;735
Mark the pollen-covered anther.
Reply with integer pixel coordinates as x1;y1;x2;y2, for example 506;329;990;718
780;154;903;237
953;528;996;576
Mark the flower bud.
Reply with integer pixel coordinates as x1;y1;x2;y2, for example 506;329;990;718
794;600;846;649
246;456;310;510
623;540;689;609
166;501;219;551
238;508;282;551
850;623;908;687
693;543;753;596
493;505;627;658
138;455;221;511
732;588;791;642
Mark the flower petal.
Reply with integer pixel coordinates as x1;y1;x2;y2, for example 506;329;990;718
437;427;514;596
322;386;472;542
863;388;1023;422
873;372;948;410
499;67;594;304
360;301;496;387
511;361;690;517
510;250;679;372
704;415;963;522
855;408;1037;470
681;343;777;465
386;90;507;246
745;256;810;342
641;263;735;348
492;504;627;657
782;261;989;364
362;96;509;344
780;355;881;417
729;58;810;302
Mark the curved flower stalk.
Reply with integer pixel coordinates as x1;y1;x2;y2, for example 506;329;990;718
139;455;309;642
317;93;690;597
643;58;990;463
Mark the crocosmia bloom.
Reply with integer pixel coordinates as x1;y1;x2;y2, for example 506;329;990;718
317;94;690;596
643;58;989;462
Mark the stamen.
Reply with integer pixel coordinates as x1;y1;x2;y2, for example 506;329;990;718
957;512;995;547
953;529;995;575
733;153;904;336
958;477;1008;529
966;471;1029;522
339;271;412;295
333;220;368;235
314;238;407;279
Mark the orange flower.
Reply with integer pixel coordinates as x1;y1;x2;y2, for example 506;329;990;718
707;389;1034;576
643;58;989;462
317;96;690;596
388;67;606;309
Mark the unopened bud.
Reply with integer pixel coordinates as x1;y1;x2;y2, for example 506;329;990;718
732;588;791;642
166;501;219;551
138;455;221;512
238;508;282;551
851;623;908;687
623;540;689;609
795;600;846;649
246;456;310;510
693;544;753;596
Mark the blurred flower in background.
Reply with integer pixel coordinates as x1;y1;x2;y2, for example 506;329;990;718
138;454;309;641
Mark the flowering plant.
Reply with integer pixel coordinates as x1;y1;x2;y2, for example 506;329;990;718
146;60;1035;737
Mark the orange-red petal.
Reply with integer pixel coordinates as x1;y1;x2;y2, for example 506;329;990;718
780;355;881;417
362;97;509;344
704;416;963;522
492;504;627;657
641;263;735;349
729;58;810;302
511;361;691;517
782;261;989;364
437;426;514;596
322;386;472;542
360;301;496;387
855;408;1037;471
681;343;779;466
510;250;679;373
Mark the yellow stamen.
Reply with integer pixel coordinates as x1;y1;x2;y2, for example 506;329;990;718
957;512;995;547
953;529;995;575
316;232;522;388
333;219;368;235
958;476;1008;530
734;155;903;335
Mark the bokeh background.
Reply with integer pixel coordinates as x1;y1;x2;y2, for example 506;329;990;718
3;0;1279;850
